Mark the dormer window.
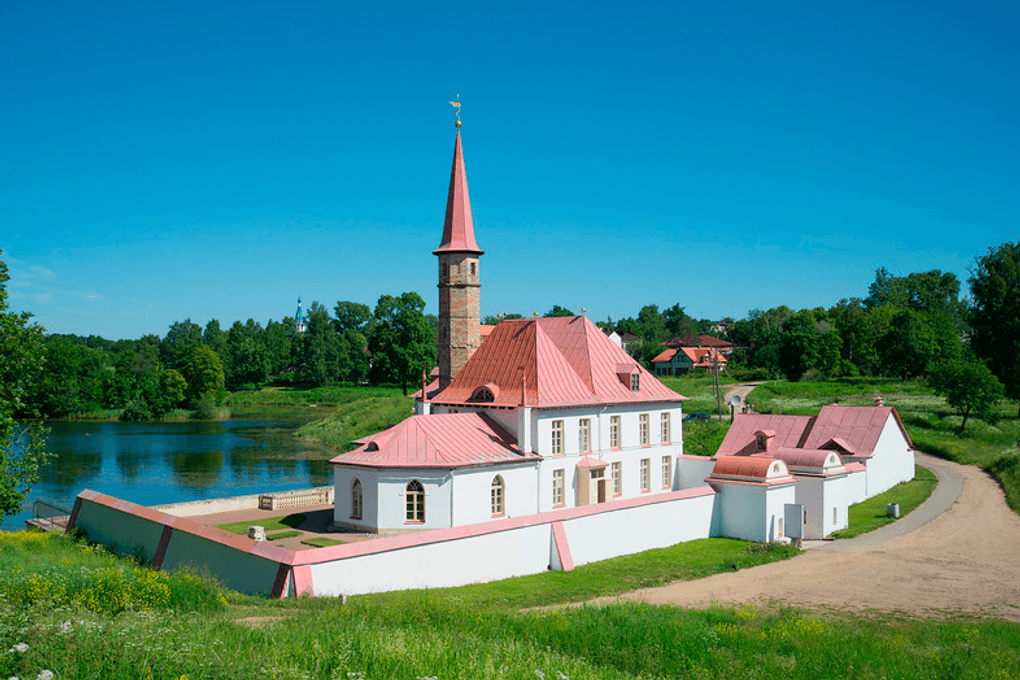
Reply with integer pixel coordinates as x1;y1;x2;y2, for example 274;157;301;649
468;383;498;403
631;373;640;391
756;435;768;452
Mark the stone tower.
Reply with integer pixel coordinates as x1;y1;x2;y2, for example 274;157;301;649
434;129;483;390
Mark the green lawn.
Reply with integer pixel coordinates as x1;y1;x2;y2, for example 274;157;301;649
301;537;346;547
266;530;302;541
3;530;1017;680
215;513;306;534
832;465;938;538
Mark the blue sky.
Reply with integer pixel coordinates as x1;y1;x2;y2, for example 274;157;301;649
2;1;1017;340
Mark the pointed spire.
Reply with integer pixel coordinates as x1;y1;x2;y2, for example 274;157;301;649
433;132;484;255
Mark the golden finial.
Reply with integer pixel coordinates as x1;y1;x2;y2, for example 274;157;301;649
449;95;462;128
534;311;539;317
581;308;586;315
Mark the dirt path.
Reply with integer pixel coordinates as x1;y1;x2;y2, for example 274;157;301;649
590;453;1020;621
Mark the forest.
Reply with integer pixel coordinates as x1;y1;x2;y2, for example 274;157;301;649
3;240;1019;427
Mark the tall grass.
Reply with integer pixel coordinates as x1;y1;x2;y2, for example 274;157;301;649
1;531;1016;679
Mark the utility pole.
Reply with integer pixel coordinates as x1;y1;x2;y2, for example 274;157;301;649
712;353;722;417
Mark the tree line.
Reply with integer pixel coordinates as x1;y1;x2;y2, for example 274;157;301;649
17;292;436;421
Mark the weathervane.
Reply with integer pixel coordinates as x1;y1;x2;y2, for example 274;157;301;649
449;94;462;128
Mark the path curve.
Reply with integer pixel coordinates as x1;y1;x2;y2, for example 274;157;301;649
589;453;1020;621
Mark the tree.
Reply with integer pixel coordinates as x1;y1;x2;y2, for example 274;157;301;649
969;240;1020;417
162;318;203;367
543;305;574;317
0;252;51;524
180;344;225;404
334;301;372;334
368;292;435;395
930;360;1004;433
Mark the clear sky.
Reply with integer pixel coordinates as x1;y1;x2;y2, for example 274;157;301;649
2;1;1017;340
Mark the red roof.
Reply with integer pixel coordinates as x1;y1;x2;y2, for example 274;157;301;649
479;324;495;338
679;346;726;368
664;333;734;349
651;348;677;363
432;316;687;408
803;405;915;453
716;406;913;459
707;456;794;485
715;414;815;456
433;132;483;255
330;412;531;469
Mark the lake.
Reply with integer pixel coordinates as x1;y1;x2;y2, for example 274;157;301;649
7;418;334;530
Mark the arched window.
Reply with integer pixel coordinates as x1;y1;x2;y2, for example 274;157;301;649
350;478;363;520
406;480;425;523
491;475;505;516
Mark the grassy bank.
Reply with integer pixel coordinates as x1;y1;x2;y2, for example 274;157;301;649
748;378;1020;514
295;394;414;452
832;465;938;538
2;531;1017;679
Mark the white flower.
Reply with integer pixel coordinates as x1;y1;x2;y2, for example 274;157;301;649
37;673;55;680
60;621;72;633
9;643;28;653
535;672;546;680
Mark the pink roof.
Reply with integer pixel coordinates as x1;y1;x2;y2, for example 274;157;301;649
479;324;495;337
715;413;815;456
803;405;915;454
432;315;687;408
651;348;677;363
708;456;794;485
330;412;531;469
756;447;845;472
576;455;609;468
715;406;913;460
433;132;483;255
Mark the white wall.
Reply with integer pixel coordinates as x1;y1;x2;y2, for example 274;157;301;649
310;523;553;596
844;468;867;505
73;500;165;561
676;456;716;490
333;466;381;531
864;416;915;497
450;464;540;525
793;475;848;539
376;469;452;530
715;482;797;543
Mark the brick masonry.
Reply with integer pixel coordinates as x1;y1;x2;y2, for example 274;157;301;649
438;252;481;389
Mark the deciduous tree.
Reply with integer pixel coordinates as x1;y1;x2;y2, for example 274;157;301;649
969;240;1020;417
930;360;1004;433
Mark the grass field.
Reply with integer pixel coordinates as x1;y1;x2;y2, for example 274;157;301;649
215;513;305;535
2;530;1017;679
832;465;938;538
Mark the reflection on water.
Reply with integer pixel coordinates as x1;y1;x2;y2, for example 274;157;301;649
6;419;334;530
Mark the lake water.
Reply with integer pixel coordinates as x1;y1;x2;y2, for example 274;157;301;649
7;419;334;530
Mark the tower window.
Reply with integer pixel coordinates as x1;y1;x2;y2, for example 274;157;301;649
471;262;476;276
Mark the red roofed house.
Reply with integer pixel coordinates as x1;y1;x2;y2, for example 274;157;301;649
663;333;735;356
331;128;689;533
651;346;727;376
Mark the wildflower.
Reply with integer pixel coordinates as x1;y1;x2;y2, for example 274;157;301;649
558;673;570;680
9;643;29;653
37;673;55;680
60;621;72;633
535;672;546;680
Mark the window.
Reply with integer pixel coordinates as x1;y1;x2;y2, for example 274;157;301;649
662;456;672;488
351;478;363;519
470;262;476;276
630;373;640;391
551;420;564;455
640;414;649;446
405;480;425;523
661;413;671;443
610;416;620;448
778;517;784;538
757;434;769;452
611;461;622;496
491;475;504;516
579;419;591;452
640;459;651;491
552;469;565;506
833;507;837;525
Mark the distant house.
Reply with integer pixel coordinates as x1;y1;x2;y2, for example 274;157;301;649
663;333;734;356
617;331;641;354
651;346;726;376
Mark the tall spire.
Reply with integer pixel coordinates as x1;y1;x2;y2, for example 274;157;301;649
433;132;484;255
